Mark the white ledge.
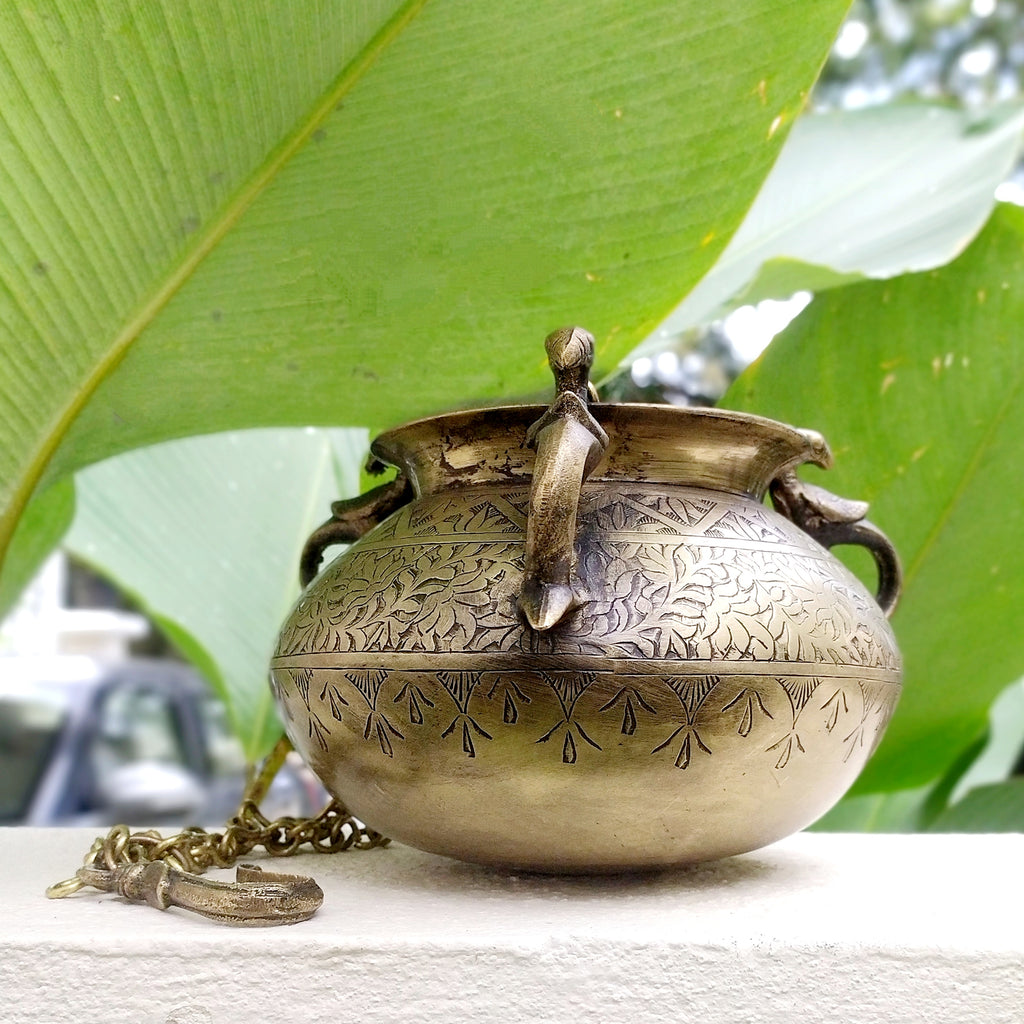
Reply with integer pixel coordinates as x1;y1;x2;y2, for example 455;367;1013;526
3;829;1022;1024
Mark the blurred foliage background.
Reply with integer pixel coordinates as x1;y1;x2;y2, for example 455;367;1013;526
2;0;1024;835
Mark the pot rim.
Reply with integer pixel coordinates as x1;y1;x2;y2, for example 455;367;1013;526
371;402;833;501
374;401;828;447
368;401;831;501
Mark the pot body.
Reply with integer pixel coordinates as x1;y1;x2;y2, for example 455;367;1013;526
272;418;901;870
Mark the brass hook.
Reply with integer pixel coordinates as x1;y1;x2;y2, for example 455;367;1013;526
54;861;323;927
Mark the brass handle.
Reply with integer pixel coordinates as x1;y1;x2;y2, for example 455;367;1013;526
770;471;902;618
299;471;414;587
518;327;608;632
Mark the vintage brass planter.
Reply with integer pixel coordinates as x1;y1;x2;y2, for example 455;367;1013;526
271;328;902;872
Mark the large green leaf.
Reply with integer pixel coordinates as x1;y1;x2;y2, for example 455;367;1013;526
632;103;1024;352
810;731;987;833
928;779;1024;833
65;428;367;758
808;786;933;833
726;203;1024;793
0;0;851;575
949;677;1024;802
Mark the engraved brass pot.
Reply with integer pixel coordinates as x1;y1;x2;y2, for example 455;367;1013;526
272;328;902;872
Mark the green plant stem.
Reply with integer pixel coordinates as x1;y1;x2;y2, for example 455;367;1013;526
244;735;294;808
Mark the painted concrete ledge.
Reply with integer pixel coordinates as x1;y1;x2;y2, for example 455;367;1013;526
2;829;1022;1024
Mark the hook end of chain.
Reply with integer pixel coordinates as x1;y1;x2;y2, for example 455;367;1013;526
46;875;86;899
45;798;385;924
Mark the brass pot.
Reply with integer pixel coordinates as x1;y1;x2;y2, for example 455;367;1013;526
272;328;902;872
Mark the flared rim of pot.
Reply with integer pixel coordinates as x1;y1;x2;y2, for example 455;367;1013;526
370;402;833;501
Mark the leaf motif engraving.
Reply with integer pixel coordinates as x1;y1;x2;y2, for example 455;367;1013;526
341;668;404;757
278;664;896;774
275;485;899;672
364;712;404;758
308;711;331;752
722;687;773;737
767;730;805;770
394;681;434;726
843;680;894;762
346;669;389;709
320;682;349;723
486;676;532;725
292;667;314;710
821;688;849;734
598;686;657;735
436;670;491;758
440;716;493;758
652;676;719;769
536;672;603;764
765;676;822;770
704;507;789;543
779;677;820;715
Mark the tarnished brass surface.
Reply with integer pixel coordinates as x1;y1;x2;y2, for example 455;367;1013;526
272;328;902;872
70;860;324;926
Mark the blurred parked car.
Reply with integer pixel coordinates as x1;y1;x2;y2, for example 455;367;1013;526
0;655;326;827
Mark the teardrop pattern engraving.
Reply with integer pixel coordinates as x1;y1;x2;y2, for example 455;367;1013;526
271;665;898;772
273;482;900;775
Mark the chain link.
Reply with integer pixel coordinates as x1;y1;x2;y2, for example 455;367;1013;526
47;799;389;901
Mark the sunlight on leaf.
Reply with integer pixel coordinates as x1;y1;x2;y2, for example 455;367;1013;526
633;102;1024;355
949;677;1024;803
0;0;851;572
66;428;367;759
0;480;74;620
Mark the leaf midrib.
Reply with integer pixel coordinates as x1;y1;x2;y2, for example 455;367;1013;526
0;0;430;561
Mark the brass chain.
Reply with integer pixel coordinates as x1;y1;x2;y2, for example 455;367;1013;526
47;798;389;902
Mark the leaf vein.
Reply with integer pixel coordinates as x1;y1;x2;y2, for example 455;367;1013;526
0;0;431;561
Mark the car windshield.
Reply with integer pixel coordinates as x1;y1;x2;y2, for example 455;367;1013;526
0;696;67;822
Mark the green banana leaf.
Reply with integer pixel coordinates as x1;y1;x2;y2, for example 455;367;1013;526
0;0;851;584
638;102;1024;347
928;779;1024;832
727;202;1024;793
66;428;367;757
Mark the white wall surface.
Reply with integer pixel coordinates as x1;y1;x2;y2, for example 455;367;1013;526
2;829;1022;1024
